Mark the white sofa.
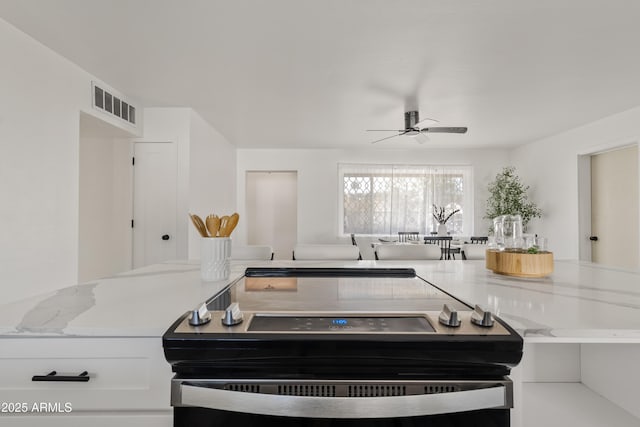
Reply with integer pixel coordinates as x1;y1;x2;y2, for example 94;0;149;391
375;244;442;260
230;245;274;260
293;244;361;260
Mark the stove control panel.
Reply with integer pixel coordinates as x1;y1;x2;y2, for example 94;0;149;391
248;316;435;333
176;311;511;335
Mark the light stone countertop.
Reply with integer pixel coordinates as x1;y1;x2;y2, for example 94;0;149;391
1;259;639;343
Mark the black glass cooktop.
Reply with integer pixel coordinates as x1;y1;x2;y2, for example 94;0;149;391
208;267;469;314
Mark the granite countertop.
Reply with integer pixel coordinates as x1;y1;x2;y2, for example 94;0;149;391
1;260;639;343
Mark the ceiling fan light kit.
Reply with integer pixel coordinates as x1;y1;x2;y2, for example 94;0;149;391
367;110;468;144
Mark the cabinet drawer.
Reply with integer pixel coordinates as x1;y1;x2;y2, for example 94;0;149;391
0;337;172;411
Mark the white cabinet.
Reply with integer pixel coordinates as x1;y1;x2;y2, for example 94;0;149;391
519;342;640;427
0;337;172;425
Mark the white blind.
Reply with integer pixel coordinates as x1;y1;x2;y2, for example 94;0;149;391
339;164;473;236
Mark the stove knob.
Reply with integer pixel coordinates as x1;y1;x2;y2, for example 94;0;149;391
188;303;212;326
470;305;495;328
438;304;461;327
221;302;244;326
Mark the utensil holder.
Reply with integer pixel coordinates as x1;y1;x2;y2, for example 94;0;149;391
201;237;231;282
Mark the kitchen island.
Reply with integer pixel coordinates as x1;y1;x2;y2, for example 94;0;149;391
0;260;638;426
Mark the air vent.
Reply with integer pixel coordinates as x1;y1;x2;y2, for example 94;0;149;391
425;384;460;394
348;384;406;397
218;381;471;398
278;384;336;397
225;383;261;393
92;82;137;126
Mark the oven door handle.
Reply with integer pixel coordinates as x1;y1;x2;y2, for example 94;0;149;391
177;383;508;418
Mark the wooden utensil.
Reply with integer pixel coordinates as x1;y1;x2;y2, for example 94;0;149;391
189;213;208;237
218;215;230;236
223;212;239;237
206;214;221;237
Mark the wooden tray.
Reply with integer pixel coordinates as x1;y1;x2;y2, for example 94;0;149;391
485;250;554;278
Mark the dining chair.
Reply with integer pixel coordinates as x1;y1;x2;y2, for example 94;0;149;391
375;244;442;260
398;231;420;242
470;236;489;244
423;236;453;260
349;233;365;260
293;244;361;260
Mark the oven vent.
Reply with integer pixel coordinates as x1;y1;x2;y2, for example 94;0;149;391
91;82;137;126
277;384;336;397
424;384;460;394
220;382;464;397
348;384;407;397
225;383;261;393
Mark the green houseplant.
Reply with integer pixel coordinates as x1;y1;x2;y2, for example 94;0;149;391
485;166;542;231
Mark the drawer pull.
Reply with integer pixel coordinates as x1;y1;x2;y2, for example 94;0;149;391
32;370;90;382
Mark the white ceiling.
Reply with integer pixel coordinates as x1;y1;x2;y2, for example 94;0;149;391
2;0;640;149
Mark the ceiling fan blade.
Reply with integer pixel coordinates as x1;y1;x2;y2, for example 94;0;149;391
366;129;406;132
370;132;405;144
421;127;468;134
414;117;440;128
412;133;430;144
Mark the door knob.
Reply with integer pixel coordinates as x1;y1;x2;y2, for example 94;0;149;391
162;234;170;241
589;236;598;241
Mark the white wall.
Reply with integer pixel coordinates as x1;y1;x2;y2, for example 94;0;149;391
141;108;237;260
78;115;133;282
0;18;140;303
236;148;509;246
510;106;640;260
246;172;297;260
188;110;237;258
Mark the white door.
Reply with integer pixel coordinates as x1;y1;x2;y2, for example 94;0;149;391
590;145;639;269
246;171;297;260
133;142;178;268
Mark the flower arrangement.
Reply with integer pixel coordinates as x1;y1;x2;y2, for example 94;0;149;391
432;204;460;224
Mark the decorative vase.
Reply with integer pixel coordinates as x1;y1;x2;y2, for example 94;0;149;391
437;223;448;236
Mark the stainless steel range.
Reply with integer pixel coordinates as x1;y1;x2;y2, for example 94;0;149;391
163;267;523;426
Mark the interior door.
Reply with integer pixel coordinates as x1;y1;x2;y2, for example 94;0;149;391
133;142;178;268
590;145;639;269
246;171;297;260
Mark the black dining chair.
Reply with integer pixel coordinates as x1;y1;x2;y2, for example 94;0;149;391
424;236;453;260
398;231;420;243
350;234;363;260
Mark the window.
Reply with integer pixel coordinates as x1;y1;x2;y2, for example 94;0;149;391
339;164;473;236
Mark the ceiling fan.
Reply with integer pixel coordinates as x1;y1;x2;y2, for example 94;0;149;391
367;111;468;144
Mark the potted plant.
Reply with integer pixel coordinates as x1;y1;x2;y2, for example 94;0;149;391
432;205;460;236
484;166;542;231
